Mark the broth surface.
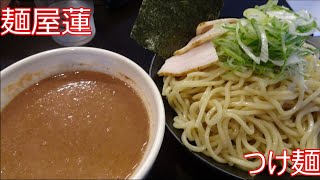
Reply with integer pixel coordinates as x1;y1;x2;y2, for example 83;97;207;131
1;71;149;179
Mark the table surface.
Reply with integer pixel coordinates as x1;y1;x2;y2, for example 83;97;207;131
0;0;317;179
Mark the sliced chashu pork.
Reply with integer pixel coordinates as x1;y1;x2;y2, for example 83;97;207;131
196;18;238;35
157;42;219;76
174;18;238;56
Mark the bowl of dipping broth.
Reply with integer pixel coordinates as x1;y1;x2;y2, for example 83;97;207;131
0;47;165;179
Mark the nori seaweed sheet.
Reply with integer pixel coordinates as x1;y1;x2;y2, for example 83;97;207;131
130;0;224;58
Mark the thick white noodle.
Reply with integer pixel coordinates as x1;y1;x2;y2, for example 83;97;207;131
162;55;320;172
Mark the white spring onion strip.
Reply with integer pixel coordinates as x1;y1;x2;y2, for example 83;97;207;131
236;20;270;64
258;25;269;63
236;22;261;64
288;10;317;36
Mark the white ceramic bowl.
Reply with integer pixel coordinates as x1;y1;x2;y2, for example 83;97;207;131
0;47;165;179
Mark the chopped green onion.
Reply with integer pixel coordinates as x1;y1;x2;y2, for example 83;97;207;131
212;0;319;77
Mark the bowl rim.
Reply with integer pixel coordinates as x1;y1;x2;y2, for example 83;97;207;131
1;47;166;179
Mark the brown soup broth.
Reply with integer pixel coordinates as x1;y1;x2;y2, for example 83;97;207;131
1;71;150;179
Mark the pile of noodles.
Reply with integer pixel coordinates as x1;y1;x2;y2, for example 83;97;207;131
162;53;320;172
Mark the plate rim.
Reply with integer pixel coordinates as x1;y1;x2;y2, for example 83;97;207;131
149;55;248;180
